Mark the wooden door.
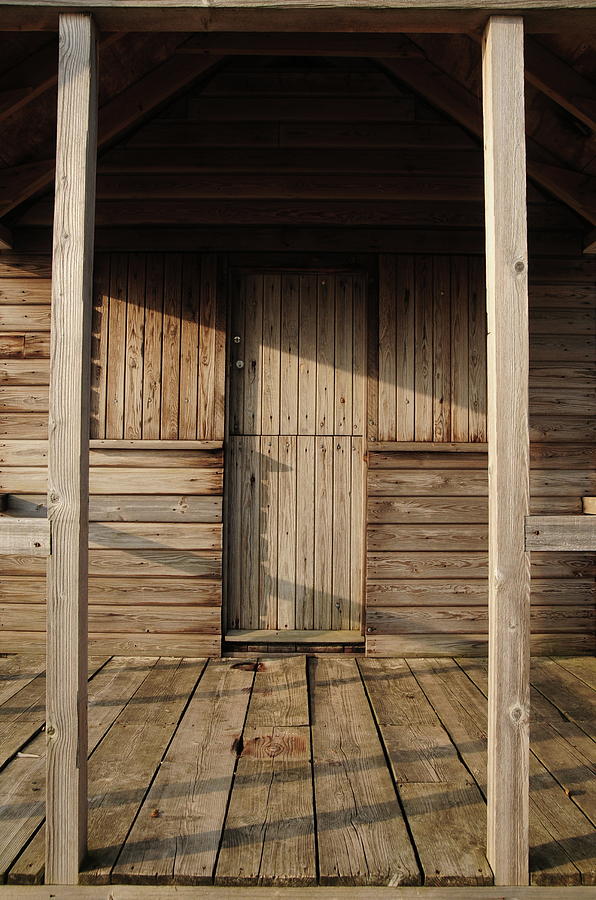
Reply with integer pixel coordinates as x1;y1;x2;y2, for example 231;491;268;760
225;269;367;634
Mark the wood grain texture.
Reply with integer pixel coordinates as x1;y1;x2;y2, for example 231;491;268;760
92;253;225;441
310;656;419;885
113;659;253;885
45;13;97;884
483;18;531;884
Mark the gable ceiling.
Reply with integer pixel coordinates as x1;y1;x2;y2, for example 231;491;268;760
0;31;594;250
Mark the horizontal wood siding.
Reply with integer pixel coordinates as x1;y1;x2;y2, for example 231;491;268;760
366;449;595;656
0;253;223;655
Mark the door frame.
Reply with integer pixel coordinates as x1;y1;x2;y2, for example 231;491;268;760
221;253;376;640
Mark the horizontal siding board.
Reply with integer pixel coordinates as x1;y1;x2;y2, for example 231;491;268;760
0;306;51;332
0;575;222;606
366;579;594;607
367;523;488;551
366;606;595;635
0;604;221;634
6;493;223;522
366;634;594;657
0;467;223;494
368;468;596;496
367;552;594;580
88;522;222;550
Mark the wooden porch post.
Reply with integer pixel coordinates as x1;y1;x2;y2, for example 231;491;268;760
482;16;531;886
46;13;97;884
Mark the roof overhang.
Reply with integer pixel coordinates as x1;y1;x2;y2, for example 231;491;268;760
0;1;595;33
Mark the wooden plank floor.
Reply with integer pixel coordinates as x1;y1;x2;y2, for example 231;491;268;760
0;654;594;887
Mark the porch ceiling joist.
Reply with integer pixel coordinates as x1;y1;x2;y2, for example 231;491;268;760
181;30;596;136
377;43;596;226
0;48;224;219
0;32;123;126
0;2;595;33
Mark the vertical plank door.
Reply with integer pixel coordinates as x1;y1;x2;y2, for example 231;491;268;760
225;270;367;634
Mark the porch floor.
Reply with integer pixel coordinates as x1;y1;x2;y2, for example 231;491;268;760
0;654;594;887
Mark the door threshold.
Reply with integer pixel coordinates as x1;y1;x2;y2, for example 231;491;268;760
226;629;363;644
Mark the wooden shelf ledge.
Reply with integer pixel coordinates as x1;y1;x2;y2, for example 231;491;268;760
525;515;596;552
0;516;50;556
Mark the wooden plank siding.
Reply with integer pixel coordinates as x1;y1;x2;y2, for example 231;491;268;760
0;252;225;656
1;247;595;655
367;251;595;656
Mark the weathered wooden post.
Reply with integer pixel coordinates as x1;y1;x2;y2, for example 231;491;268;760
46;13;97;884
482;15;531;886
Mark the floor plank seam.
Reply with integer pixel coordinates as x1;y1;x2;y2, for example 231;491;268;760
549;658;596;693
355;658;424;886
211;658;258;885
529;672;594;743
0;656;114;780
454;658;596;884
306;657;321;886
464;660;595;827
409;659;489;802
107;657;210;885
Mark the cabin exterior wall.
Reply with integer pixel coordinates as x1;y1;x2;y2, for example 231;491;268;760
0;247;594;654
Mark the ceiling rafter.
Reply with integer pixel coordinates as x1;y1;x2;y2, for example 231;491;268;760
0;46;224;219
377;40;596;226
0;32;123;126
466;32;596;136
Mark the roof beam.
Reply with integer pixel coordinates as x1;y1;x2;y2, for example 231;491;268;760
468;32;596;136
178;33;426;57
0;50;224;219
378;43;596;225
0;4;594;33
0;33;122;125
0;221;13;249
584;227;596;254
521;38;596;134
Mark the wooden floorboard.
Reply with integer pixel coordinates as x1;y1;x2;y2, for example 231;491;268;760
0;656;108;769
2;657;153;883
310;656;420;886
359;658;492;886
410;657;596;886
457;658;596;828
551;656;596;692
1;654;594;888
216;655;315;885
112;659;254;885
0;655;46;707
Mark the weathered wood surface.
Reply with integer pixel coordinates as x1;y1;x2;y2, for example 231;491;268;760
7;657;161;884
409;657;596;885
525;516;596;552
360;657;491;885
226;267;367;634
0;656;138;882
0;517;49;555
216;656;315;885
2;885;596;899
92;253;225;442
113;659;254;884
0;654;595;887
310;656;419;885
45;13;97;883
